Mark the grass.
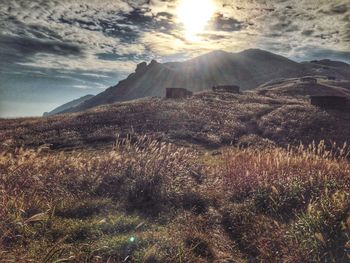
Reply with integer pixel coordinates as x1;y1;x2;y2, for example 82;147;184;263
1;91;350;151
1;136;350;262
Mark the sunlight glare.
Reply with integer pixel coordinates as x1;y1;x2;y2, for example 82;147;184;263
177;0;216;41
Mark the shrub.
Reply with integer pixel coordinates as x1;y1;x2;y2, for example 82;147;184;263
181;192;208;215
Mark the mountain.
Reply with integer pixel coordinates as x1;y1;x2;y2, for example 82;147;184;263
43;95;94;116
54;49;350;114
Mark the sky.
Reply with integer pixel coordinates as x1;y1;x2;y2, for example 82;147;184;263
0;0;350;117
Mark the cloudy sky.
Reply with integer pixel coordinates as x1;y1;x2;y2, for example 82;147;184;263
1;0;349;117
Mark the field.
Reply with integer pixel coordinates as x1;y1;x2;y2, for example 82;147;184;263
1;87;350;262
1;137;350;262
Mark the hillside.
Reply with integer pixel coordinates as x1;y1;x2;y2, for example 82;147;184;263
258;78;350;97
2;77;350;151
60;49;334;114
1;77;350;262
43;95;94;116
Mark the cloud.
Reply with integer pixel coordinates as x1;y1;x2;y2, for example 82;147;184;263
1;0;347;70
1;0;350;116
210;13;244;31
0;34;82;65
322;3;349;15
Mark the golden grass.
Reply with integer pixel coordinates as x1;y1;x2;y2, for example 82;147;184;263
0;138;349;262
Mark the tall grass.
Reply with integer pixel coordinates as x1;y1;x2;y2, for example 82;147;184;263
220;141;350;262
0;138;349;262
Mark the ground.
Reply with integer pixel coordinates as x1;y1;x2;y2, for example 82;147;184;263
1;79;350;151
1;78;350;262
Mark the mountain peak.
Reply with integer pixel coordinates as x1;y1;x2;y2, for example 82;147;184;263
149;59;159;66
239;48;276;56
135;62;147;73
208;50;229;55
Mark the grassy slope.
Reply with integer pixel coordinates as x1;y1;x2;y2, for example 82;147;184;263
1;85;350;151
1;79;350;262
1;138;350;262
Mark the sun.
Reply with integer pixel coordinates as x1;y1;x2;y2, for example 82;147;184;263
177;0;216;41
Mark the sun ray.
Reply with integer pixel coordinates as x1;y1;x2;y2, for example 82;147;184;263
177;0;216;41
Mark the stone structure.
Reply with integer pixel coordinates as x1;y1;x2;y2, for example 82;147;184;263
301;77;317;84
212;85;240;93
166;88;193;99
310;96;348;111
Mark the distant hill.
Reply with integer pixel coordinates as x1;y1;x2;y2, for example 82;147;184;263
303;59;350;79
307;59;350;69
50;49;350;114
257;77;350;97
43;95;94;116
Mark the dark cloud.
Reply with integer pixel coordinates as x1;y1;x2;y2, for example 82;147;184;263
0;34;81;57
211;14;243;31
301;30;314;36
0;34;82;68
331;4;348;14
320;3;349;15
270;21;299;33
122;9;176;33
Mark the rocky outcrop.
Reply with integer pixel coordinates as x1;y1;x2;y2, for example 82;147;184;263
135;62;147;73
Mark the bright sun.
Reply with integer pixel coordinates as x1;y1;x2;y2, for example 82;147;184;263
177;0;216;41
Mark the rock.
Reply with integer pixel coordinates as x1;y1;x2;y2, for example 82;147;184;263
135;62;147;73
149;59;158;66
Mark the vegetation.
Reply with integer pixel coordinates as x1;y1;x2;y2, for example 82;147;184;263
1;90;350;151
1;136;350;262
1;87;350;262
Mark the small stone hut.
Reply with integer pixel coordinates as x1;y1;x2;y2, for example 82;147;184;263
327;76;336;80
212;85;240;93
310;96;348;111
301;77;317;84
166;88;193;99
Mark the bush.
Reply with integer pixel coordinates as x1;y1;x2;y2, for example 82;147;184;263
181;192;208;215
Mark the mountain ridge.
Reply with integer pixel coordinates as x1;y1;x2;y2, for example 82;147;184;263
51;49;350;115
43;94;94;116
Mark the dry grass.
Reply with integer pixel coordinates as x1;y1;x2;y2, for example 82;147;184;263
1;136;350;262
2;91;350;151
